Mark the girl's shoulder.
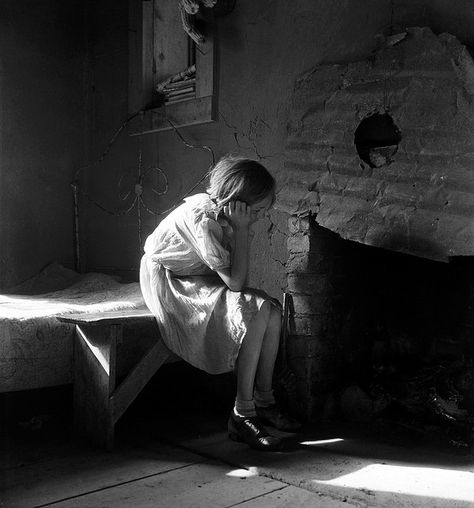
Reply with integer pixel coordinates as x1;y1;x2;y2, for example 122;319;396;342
183;192;215;210
183;193;232;235
183;193;219;222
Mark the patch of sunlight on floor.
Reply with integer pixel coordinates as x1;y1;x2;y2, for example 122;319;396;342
314;464;474;502
300;438;344;446
226;467;259;478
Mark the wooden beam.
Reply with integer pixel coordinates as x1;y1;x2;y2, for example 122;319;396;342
111;338;172;424
73;324;120;450
58;308;155;326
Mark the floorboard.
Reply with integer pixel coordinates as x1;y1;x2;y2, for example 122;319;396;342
39;461;288;508
235;484;358;507
1;443;203;508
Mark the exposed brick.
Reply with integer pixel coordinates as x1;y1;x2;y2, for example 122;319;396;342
286;252;330;273
284;28;474;260
287;356;313;381
288;215;311;234
281;363;334;420
288;336;328;357
291;293;332;315
290;315;328;337
286;354;339;393
286;253;311;272
287;234;310;253
293;377;314;420
287;273;333;295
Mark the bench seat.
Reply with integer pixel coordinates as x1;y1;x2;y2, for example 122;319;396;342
58;308;174;450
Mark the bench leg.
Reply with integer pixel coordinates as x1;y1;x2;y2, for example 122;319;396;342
111;338;172;424
73;323;121;450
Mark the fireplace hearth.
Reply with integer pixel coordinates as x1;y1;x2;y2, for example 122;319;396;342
283;214;473;450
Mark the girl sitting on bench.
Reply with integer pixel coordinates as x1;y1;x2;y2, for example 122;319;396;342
140;154;301;451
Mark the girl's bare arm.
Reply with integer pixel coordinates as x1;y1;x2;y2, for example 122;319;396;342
215;201;251;291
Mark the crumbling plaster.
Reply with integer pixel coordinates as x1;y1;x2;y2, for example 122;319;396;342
283;27;474;262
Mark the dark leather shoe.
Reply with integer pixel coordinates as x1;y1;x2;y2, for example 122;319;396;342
255;404;302;432
227;413;282;451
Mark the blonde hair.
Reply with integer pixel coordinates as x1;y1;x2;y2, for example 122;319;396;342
206;155;275;208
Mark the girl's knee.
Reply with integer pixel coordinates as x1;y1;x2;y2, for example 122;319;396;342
259;301;272;320
263;304;281;338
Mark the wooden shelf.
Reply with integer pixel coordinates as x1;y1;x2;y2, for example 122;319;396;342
128;95;214;135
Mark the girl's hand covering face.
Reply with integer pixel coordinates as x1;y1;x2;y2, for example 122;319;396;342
223;195;273;228
223;200;253;229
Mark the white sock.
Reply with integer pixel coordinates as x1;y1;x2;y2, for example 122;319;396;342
234;398;256;417
254;389;275;408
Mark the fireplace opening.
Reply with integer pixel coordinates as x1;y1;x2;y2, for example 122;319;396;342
286;216;473;451
354;112;401;168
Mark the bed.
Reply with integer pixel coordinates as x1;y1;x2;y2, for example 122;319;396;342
0;263;147;393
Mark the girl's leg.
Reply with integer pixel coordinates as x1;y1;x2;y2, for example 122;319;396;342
254;305;281;392
254;305;302;432
235;301;271;401
229;301;282;451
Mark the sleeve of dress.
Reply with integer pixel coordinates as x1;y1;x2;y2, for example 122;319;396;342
195;217;231;270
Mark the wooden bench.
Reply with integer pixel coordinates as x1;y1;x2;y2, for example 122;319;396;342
58;309;173;450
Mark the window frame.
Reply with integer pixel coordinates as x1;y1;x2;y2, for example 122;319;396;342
128;0;216;135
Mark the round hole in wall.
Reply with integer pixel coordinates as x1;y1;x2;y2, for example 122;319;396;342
354;113;401;168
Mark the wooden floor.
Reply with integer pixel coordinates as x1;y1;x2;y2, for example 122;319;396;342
1;364;473;508
1;438;336;507
0;373;344;507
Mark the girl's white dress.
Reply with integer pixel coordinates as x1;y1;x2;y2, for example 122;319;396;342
140;193;279;374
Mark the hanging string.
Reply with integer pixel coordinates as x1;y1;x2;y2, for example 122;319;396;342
72;111;141;185
167;118;215;165
75;111;215;217
389;0;395;36
137;114;144;247
72;107;216;268
160;117;215;203
382;0;397;111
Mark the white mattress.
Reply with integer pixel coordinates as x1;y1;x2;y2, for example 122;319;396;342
0;270;145;392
